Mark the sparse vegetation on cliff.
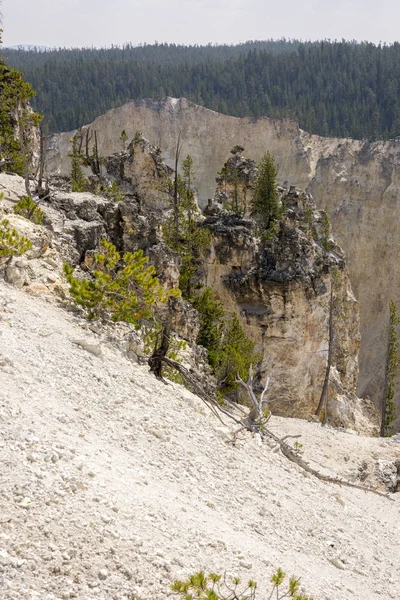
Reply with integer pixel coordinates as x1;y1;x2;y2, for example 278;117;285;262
0;31;42;178
382;300;400;436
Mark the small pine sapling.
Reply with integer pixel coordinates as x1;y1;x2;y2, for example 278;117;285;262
319;208;334;251
120;129;128;150
0;219;32;257
13;196;44;224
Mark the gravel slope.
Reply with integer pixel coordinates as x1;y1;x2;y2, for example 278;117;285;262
1;281;400;600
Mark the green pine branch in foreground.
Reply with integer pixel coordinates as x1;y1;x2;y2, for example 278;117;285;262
172;569;313;600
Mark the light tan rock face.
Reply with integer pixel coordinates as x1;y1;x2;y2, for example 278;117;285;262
47;98;400;429
203;190;379;435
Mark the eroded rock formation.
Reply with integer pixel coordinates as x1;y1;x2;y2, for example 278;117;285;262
1;133;376;433
47;98;400;428
204;186;378;435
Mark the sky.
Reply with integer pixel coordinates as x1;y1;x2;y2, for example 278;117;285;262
2;0;399;48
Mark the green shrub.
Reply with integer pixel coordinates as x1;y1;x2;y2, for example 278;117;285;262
13;196;43;224
0;219;32;257
172;569;313;600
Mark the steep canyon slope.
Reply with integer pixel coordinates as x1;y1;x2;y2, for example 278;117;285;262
48;98;400;428
1;277;400;600
1;170;400;600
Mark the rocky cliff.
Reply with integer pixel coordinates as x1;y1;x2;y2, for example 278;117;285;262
1;134;378;433
47;98;400;429
203;169;377;433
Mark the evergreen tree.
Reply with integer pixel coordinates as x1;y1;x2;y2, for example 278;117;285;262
193;289;260;398
252;152;280;229
63;239;180;324
216;313;260;396
68;133;88;192
163;154;211;299
192;288;225;370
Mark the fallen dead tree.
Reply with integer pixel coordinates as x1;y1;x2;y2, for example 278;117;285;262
149;337;393;500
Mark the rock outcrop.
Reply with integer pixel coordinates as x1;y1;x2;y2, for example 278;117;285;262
47;98;400;429
0;137;378;433
203;185;378;435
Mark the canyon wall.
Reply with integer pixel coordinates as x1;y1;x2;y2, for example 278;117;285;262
47;98;400;429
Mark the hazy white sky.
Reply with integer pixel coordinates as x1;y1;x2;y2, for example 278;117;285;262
2;0;399;48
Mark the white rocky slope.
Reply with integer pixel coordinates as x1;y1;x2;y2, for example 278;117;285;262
1;281;400;600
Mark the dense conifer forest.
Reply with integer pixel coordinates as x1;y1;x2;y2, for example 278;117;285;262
4;39;400;140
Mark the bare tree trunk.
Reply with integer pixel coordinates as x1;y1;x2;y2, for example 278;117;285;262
77;128;84;155
18;121;31;197
94;130;100;175
36;128;50;199
148;324;171;382
173;133;182;239
315;285;334;423
37;128;44;192
236;366;270;431
84;128;93;162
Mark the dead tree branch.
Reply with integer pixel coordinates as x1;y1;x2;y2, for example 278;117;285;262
315;284;334;422
148;324;242;427
262;426;393;500
236;365;270;431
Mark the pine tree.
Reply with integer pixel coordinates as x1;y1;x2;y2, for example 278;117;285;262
192;288;225;369
69;133;88;192
193;289;260;398
163;154;211;299
216;313;260;396
252;151;280;229
63;239;180;324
